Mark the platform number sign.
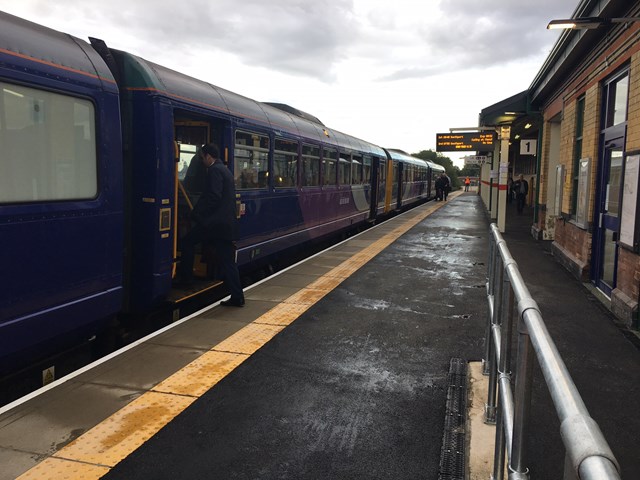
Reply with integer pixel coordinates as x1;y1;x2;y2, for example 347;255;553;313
520;139;537;156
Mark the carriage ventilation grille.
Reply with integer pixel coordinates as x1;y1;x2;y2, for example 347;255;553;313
438;357;467;480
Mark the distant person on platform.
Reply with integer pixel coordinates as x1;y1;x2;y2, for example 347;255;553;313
512;174;529;214
507;175;514;204
464;176;470;192
444;173;452;200
436;173;450;201
177;143;245;307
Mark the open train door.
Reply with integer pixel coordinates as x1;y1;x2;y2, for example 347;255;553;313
171;116;230;300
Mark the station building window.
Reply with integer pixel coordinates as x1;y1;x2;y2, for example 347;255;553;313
274;138;298;188
605;73;629;128
234;130;269;190
301;144;320;186
0;82;97;203
570;96;585;216
323;148;338;186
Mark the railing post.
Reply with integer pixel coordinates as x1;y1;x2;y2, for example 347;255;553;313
509;313;533;479
485;254;503;424
492;275;515;480
484;236;497;375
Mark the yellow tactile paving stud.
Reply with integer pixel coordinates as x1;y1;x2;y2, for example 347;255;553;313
152;350;248;397
325;263;361;279
17;456;110;480
282;287;330;305
368;238;394;251
306;275;344;292
55;391;195;467
213;323;285;355
254;302;311;326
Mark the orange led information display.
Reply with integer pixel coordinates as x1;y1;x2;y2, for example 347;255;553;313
436;132;495;152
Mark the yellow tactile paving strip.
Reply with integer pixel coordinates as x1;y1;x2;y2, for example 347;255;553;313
17;196;454;479
17;457;110;480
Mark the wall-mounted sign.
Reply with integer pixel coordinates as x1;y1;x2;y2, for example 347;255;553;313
436;132;495;152
554;165;564;217
620;152;640;251
520;139;537;156
464;155;488;165
575;158;591;229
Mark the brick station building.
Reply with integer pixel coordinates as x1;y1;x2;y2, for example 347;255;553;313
478;0;640;328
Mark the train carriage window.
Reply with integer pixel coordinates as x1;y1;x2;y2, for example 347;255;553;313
234;130;269;189
301;144;320;186
0;82;97;203
362;155;371;185
352;154;363;184
323;148;338;186
338;152;351;185
274;138;298;188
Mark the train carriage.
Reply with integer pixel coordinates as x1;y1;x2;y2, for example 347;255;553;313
94;46;395;312
0;12;124;368
385;149;431;209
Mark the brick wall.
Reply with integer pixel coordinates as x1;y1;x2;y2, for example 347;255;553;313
554;218;592;269
617;248;640;301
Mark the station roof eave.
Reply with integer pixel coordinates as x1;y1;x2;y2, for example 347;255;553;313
479;90;529;127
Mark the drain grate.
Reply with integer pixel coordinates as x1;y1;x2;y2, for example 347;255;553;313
438;358;468;480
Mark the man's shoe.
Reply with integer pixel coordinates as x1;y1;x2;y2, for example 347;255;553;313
220;299;245;307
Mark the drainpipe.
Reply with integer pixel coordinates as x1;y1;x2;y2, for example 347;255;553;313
534;118;544;226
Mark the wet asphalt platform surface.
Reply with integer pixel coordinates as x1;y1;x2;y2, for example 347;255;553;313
103;193;490;480
102;193;639;479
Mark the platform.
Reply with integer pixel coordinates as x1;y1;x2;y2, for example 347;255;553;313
1;191;638;479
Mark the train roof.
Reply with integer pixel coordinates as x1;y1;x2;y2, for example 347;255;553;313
0;11;116;90
384;148;445;171
428;161;445;171
109;49;386;157
263;103;325;126
385;149;429;167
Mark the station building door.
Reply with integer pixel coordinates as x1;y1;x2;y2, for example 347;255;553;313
592;69;629;295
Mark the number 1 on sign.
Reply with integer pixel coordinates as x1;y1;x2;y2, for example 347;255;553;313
520;139;537;155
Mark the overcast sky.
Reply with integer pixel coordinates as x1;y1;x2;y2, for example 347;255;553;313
1;0;577;167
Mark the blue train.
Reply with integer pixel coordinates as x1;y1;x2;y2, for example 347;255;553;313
0;11;445;372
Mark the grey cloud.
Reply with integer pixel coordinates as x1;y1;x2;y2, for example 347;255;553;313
385;0;577;81
378;65;444;82
47;0;359;82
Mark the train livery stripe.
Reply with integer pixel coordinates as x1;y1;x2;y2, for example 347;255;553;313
0;47;117;84
16;195;456;480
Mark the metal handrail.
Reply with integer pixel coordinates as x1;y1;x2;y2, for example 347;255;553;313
484;223;621;480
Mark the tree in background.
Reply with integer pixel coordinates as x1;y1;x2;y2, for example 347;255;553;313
458;164;480;178
412;150;462;189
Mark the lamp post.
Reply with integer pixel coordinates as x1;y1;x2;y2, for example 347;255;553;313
547;17;640;29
